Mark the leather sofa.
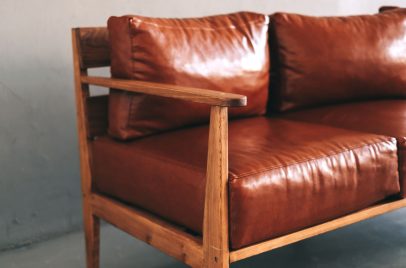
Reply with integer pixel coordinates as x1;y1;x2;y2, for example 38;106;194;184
72;6;406;268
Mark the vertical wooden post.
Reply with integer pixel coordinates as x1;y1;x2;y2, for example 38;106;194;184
203;106;230;268
72;29;100;268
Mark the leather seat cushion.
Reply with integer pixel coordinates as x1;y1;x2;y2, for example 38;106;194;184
281;100;406;197
91;117;400;249
107;12;270;140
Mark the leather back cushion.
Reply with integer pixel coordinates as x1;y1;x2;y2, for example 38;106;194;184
269;10;406;112
379;6;400;12
107;12;270;140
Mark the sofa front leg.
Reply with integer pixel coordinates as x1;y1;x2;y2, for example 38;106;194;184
203;106;230;268
83;201;100;268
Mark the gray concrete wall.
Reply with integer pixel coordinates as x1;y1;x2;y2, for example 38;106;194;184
0;0;404;251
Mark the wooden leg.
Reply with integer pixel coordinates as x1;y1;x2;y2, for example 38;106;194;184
84;205;100;268
203;106;230;268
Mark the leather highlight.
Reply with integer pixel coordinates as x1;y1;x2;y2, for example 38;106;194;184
269;10;406;111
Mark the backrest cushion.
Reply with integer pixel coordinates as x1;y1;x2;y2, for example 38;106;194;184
269;10;406;112
108;12;270;140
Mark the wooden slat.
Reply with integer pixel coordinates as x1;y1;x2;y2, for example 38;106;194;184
203;106;230;267
75;27;110;69
87;95;108;138
230;198;406;263
81;75;247;107
91;193;203;267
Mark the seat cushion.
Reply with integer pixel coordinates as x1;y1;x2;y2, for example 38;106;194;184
91;117;399;249
281;100;406;197
268;10;406;112
107;12;270;140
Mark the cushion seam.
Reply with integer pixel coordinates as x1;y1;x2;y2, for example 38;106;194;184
229;137;395;181
103;136;394;181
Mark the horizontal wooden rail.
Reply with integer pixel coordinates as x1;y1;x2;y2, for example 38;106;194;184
81;75;247;107
230;198;406;263
91;193;203;267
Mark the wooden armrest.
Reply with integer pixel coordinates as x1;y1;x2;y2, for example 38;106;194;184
81;75;247;107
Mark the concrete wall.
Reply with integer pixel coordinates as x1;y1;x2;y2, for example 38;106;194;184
0;0;405;251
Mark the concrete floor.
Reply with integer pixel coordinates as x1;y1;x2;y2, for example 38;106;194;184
2;209;406;268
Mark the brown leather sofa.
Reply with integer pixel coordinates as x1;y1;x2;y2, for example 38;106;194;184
72;6;406;268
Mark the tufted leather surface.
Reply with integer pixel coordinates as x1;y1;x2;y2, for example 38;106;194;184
281;100;406;197
269;10;406;112
91;117;400;249
107;12;270;140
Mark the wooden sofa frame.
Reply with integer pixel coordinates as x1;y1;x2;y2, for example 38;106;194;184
72;27;406;268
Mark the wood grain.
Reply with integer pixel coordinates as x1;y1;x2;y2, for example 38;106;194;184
203;106;230;268
72;29;100;268
75;27;110;69
81;75;247;107
230;198;406;263
91;193;203;267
